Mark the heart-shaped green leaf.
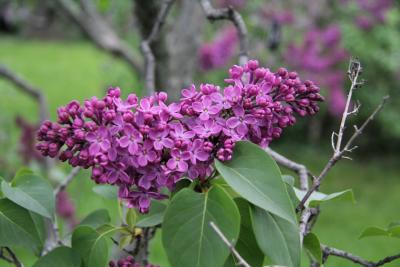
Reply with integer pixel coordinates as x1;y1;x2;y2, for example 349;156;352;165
2;173;55;219
79;209;111;229
72;225;110;267
304;233;322;264
92;185;118;199
136;200;167;228
224;198;264;267
162;185;240;267
294;188;355;208
33;246;82;267
0;199;45;255
215;141;296;224
251;206;301;267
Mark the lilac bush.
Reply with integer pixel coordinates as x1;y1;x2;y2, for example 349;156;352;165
37;60;323;213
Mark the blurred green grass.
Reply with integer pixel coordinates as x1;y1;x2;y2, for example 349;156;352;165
0;37;399;267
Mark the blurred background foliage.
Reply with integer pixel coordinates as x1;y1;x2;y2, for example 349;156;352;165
0;0;399;266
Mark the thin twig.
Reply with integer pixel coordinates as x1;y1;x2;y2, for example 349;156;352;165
322;245;400;267
210;221;250;267
264;147;312;190
296;95;389;212
56;0;142;74
0;64;49;122
141;0;175;95
54;167;81;196
199;0;249;65
296;60;388;212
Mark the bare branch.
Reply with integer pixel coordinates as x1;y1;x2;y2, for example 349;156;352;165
322;245;400;267
140;0;176;95
0;64;49;122
264;147;312;190
56;0;142;74
199;0;249;65
296;95;389;212
210;221;250;267
54;167;81;196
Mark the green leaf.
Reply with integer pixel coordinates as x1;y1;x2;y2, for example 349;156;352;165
359;222;400;239
251;206;301;267
33;246;82;267
118;235;133;249
126;208;137;228
136;200;167;228
0;199;44;255
72;225;110;267
304;233;322;264
79;209;111;229
215;141;296;224
162;185;240;267
92;185;118;199
224;198;264;267
14;167;34;179
294;188;355;208
2;173;55;219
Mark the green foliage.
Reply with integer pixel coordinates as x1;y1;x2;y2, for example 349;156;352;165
0;199;45;255
79;209;111;229
215;141;296;224
92;185;118;199
162;186;240;267
360;222;400;239
1;172;55;219
251;206;300;267
294;188;355;208
136;200;167;228
71;226;110;267
224;198;264;267
303;233;323;264
33;247;81;267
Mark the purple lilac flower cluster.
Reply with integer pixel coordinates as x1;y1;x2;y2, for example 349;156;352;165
198;26;238;71
36;60;323;213
285;25;348;117
354;0;393;30
109;256;159;267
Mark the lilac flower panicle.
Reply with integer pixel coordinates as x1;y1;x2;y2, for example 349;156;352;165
37;61;323;213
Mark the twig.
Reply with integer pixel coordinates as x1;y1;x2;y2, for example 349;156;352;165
322;245;400;267
110;237;133;255
54;167;81;196
210;221;250;267
140;0;175;95
56;0;142;74
0;247;23;267
42;167;81;255
296;60;389;212
199;0;249;65
264;147;312;190
0;64;49;122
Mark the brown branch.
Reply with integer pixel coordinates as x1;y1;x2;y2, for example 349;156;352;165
296;60;389;213
54;167;81;196
199;0;249;65
210;221;250;267
140;0;175;95
264;147;312;190
322;245;400;267
0;64;49;122
56;0;142;74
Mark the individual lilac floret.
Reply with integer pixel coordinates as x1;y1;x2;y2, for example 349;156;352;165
37;60;323;213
